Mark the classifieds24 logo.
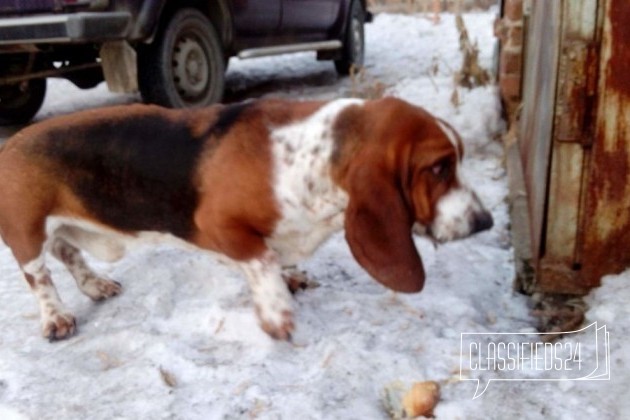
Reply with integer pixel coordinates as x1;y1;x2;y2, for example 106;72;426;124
459;322;610;398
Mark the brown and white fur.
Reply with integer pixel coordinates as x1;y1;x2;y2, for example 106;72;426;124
0;97;492;341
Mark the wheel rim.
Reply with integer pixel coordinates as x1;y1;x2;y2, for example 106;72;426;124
172;34;210;102
351;16;364;65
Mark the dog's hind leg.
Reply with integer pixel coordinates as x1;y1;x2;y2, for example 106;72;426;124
2;226;76;341
54;224;126;263
23;256;76;340
50;237;122;301
0;149;78;340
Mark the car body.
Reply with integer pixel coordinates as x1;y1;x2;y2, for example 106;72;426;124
0;0;371;124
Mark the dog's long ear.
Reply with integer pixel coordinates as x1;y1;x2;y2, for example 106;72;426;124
344;165;425;293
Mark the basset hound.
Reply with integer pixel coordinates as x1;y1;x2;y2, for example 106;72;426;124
0;97;492;341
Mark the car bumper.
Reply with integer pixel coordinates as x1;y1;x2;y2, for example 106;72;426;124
0;12;131;45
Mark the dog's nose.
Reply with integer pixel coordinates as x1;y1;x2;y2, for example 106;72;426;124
472;210;493;234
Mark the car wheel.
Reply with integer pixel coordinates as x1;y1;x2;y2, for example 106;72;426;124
0;78;46;126
138;8;225;108
335;0;365;75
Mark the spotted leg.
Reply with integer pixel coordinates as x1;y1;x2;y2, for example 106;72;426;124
239;250;294;340
50;238;122;301
21;255;76;341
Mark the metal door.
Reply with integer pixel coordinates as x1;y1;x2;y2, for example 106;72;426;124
580;0;630;288
518;0;630;293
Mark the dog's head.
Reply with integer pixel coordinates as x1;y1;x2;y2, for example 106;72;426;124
333;97;493;293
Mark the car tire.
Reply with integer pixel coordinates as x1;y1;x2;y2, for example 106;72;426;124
0;78;46;126
138;8;225;108
335;0;365;75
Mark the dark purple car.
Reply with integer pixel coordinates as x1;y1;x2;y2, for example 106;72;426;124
0;0;371;125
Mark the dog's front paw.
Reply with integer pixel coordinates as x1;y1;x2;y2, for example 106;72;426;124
241;251;296;341
42;311;76;341
255;306;294;341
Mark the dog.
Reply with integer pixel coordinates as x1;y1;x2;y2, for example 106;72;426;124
0;97;492;341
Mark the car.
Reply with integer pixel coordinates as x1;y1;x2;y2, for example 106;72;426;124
0;0;371;125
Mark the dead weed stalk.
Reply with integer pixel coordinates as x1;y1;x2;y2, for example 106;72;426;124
348;65;387;99
454;14;491;88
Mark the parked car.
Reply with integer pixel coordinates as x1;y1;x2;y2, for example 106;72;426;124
0;0;371;125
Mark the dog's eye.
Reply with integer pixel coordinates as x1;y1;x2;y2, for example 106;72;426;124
431;161;451;180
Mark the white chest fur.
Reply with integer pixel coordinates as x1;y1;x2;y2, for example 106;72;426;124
267;99;364;265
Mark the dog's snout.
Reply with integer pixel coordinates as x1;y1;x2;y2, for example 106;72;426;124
472;210;493;234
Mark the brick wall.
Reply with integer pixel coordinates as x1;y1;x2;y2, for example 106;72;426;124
495;0;524;121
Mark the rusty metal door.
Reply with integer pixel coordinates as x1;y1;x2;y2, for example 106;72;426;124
518;0;630;294
579;0;630;288
519;0;562;276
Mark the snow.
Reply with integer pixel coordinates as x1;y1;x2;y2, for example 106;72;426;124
0;9;628;420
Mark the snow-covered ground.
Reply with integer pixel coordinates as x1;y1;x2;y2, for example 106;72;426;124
1;10;628;420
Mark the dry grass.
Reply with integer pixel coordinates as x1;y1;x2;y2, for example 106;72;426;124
159;366;178;388
348;65;387;99
347;3;494;109
454;14;491;88
530;293;587;341
367;0;498;14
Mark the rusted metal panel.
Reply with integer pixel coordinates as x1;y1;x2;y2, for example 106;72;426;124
555;0;599;144
579;0;630;287
543;142;585;260
554;41;597;143
537;262;589;295
513;0;630;294
534;0;600;293
518;0;561;263
561;0;598;39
